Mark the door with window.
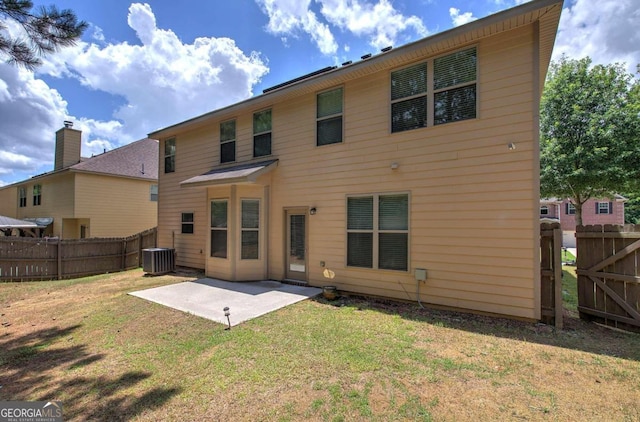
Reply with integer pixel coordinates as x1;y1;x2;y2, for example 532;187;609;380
286;210;307;281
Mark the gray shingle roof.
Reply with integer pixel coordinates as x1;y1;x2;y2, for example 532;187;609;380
71;138;158;180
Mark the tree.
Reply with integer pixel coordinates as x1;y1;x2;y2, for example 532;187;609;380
0;0;87;69
540;56;640;226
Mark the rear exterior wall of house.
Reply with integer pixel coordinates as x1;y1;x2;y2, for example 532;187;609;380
158;24;541;319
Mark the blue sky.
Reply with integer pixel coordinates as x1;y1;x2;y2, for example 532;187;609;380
0;0;639;186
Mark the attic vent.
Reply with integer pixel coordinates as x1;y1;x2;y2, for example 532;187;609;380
361;53;372;60
63;120;73;128
381;46;393;52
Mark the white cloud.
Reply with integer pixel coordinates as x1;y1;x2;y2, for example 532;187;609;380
319;0;428;50
256;0;428;54
257;0;338;54
449;7;478;27
554;0;640;74
0;3;269;185
0;64;68;181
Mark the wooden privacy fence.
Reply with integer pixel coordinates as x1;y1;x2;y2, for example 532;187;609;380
576;224;640;333
540;222;563;328
0;227;157;282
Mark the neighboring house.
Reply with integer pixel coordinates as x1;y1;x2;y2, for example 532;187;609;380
540;196;626;247
0;123;159;239
150;0;563;320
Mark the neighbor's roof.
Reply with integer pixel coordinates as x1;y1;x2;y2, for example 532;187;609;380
0;215;37;229
149;0;563;139
71;137;159;180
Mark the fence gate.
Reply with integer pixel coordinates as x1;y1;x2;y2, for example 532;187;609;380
576;224;640;333
540;223;563;328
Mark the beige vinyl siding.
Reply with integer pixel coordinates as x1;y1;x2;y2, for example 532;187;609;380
268;26;538;319
158;126;216;269
14;173;75;237
157;18;548;319
0;186;17;216
74;173;157;238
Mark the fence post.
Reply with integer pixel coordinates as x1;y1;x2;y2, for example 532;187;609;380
553;227;563;329
138;232;143;267
57;240;62;280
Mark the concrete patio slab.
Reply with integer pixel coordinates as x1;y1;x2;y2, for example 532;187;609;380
129;278;322;327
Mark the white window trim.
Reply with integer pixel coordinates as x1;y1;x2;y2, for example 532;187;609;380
346;192;410;272
316;86;344;147
390;45;478;133
220;119;236;163
241;198;260;260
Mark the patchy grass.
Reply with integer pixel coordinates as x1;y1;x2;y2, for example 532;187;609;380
1;269;640;421
562;266;579;315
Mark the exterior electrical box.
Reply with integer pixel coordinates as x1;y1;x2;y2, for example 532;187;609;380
415;268;427;281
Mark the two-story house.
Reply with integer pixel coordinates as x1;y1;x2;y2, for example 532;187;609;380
0;122;159;238
540;196;627;247
150;0;563;320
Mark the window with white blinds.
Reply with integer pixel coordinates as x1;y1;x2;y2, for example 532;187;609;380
347;193;408;271
317;87;343;146
211;199;228;258
391;46;477;133
241;199;260;259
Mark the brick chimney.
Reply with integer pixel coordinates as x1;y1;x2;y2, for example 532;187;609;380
54;121;82;170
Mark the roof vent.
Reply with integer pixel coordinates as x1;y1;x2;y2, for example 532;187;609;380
361;53;372;60
63;120;73;128
381;46;393;52
342;60;352;66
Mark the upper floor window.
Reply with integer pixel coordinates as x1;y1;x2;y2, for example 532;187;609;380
18;187;26;208
164;138;176;173
33;184;41;206
181;212;194;234
566;203;576;215
253;109;272;157
150;185;158;202
347;193;409;271
433;48;477;125
220;120;236;163
391;47;476;133
317;87;343;146
540;205;549;215
596;202;612;214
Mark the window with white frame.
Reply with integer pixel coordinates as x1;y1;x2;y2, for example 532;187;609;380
253;109;272;157
391;47;476;133
181;212;194;234
164;138;176;173
18;187;26;208
347;193;408;271
241;199;260;259
317;87;343;146
150;185;158;201
210;200;228;258
566;203;576;215
597;202;612;214
220;119;236;163
540;205;549;215
33;184;41;206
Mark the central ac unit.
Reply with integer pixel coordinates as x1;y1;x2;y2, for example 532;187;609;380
143;248;175;275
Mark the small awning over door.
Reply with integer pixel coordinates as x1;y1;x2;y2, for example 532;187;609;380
180;159;278;188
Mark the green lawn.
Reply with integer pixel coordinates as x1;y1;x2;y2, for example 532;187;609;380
1;269;639;421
